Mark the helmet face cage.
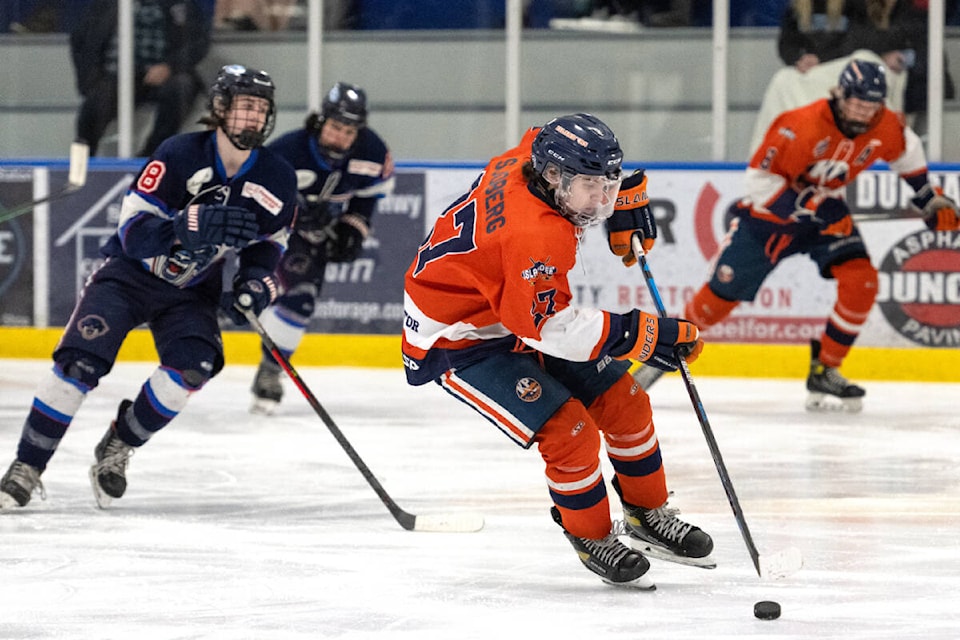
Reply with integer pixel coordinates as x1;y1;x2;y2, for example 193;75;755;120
531;113;624;227
209;64;277;149
835;59;886;136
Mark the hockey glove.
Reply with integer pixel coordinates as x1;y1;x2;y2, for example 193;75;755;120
173;204;259;250
607;170;655;266
911;184;960;231
222;269;278;326
295;200;335;244
612;310;703;372
324;214;369;263
811;197;853;236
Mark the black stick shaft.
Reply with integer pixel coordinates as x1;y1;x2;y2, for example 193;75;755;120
633;238;762;577
242;306;418;530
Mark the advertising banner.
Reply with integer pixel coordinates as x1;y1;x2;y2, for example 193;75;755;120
38;168;426;335
0;168;38;326
424;166;960;349
3;161;958;348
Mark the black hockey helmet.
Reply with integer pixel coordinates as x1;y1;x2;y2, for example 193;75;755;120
208;64;277;149
322;82;368;128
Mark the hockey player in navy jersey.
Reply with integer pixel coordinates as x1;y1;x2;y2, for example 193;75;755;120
248;82;395;414
0;64;298;510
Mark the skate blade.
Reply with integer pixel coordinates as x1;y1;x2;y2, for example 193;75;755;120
0;492;22;510
805;393;863;413
250;396;279;415
602;575;657;590
88;466;114;509
623;537;717;569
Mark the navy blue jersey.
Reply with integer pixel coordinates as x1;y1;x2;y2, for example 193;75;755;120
267;126;394;223
101;130;298;290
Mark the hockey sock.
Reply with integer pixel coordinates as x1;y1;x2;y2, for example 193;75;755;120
589;373;668;509
684;285;739;329
16;366;90;471
537;400;611;540
116;366;196;446
259;304;307;361
820;258;878;367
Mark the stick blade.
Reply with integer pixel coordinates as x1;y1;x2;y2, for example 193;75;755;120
760;546;804;580
68;141;90;189
412;512;485;533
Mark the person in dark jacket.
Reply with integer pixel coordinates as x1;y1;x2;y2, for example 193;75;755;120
70;0;210;156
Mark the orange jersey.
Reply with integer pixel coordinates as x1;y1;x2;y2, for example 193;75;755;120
744;98;927;225
402;128;621;385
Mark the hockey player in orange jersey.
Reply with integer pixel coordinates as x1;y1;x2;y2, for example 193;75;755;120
636;59;960;412
402;113;714;588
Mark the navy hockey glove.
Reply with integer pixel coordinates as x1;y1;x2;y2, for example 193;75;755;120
607;170;655;266
324;214;369;263
911;184;960;231
295;200;335;244
173;204;259;250
793;190;852;236
223;269;278;326
611;310;703;372
811;197;853;236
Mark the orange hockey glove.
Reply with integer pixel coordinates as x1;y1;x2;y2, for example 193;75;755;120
606;170;655;267
911;185;960;231
612;310;703;372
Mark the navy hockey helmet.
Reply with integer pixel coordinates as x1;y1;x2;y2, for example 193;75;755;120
531;113;624;227
322;82;368;128
838;59;887;103
208;64;277;149
833;59;887;137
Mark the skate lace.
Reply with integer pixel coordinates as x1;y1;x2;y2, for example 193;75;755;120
582;532;632;566
641;505;692;543
821;366;851;391
97;438;134;473
7;461;46;500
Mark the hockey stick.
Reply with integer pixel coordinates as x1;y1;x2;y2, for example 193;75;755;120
0;142;90;224
630;235;803;579
852;209;923;222
237;297;484;533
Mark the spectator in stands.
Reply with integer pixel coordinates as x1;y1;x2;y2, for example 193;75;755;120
891;0;957;134
750;0;912;152
214;0;297;31
70;0;210;157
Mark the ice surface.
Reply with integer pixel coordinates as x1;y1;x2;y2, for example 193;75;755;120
1;359;958;639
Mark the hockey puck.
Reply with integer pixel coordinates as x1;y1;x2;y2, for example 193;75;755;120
754;600;781;620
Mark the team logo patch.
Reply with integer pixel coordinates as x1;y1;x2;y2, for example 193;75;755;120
571;420;584;436
516;377;542;402
241;181;283;215
521;257;557;285
77;314;109;340
877;230;960;346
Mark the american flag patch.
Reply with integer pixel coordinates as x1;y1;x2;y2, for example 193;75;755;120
187;205;201;231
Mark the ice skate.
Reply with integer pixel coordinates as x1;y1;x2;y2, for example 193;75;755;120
551;507;655;589
620;500;716;569
251;360;283;414
89;400;136;509
632;363;665;391
805;340;864;413
0;460;45;510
